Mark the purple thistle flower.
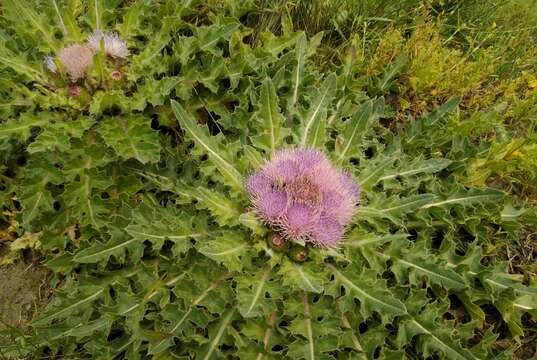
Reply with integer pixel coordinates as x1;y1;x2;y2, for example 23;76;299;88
88;31;129;59
246;149;360;247
59;44;94;81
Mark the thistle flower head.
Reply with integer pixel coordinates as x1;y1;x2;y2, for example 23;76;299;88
88;31;129;59
59;44;94;81
43;56;58;74
247;149;360;247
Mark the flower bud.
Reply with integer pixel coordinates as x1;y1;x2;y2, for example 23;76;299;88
290;247;308;262
110;70;122;81
66;85;90;105
269;233;287;252
67;85;81;97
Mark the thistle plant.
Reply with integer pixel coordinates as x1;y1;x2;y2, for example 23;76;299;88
41;30;128;86
0;1;536;359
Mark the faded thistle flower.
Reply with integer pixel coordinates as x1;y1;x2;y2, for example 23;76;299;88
43;56;58;74
59;44;94;81
87;31;129;59
247;149;360;247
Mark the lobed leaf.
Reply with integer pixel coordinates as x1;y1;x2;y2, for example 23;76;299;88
328;264;407;320
98;115;161;164
172;100;244;191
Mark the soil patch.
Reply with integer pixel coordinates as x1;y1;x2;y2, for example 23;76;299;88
0;258;51;349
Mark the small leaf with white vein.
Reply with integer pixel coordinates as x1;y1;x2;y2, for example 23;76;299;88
98;115;161;164
172;100;244;191
198;232;250;271
250;77;287;154
298;73;337;148
335;98;385;163
397;302;478;360
328;264;407;321
279;260;325;294
237;266;277;318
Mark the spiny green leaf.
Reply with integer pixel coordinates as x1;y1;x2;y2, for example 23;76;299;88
58;2;84;42
376;55;407;93
328;264;407;319
398;303;478;360
421;188;505;209
44;318;111;342
259;30;303;57
150;271;230;354
33;289;104;326
176;183;243;226
0;52;47;83
125;206;204;255
343;232;409;249
195;22;240;54
357;156;395;190
251;77;286;154
98;115;161;164
288;33;306;113
237;266;274;318
286;293;319;360
171;100;243;191
378;158;451;182
359;194;434;223
118;0;148;39
196;309;236;360
279;260;325;294
3;0;58;50
392;254;468;290
335;98;384;163
424;96;461;127
480;271;537;297
28;116;95;154
138;171;242;226
299;73;337;147
73;236;137;264
409;318;477;360
238;212;266;236
0;112;49;143
62;170;112;228
197;233;249;271
19;157;63;226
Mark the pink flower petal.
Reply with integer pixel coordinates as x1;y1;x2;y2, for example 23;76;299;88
340;173;361;200
311;214;344;247
246;171;272;198
256;191;288;219
275;159;301;182
282;203;316;238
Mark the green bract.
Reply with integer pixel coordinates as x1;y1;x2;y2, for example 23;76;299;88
0;1;536;359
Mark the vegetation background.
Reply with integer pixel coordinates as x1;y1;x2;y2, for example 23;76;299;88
1;0;537;359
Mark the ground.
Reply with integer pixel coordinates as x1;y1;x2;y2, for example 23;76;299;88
0;248;51;349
